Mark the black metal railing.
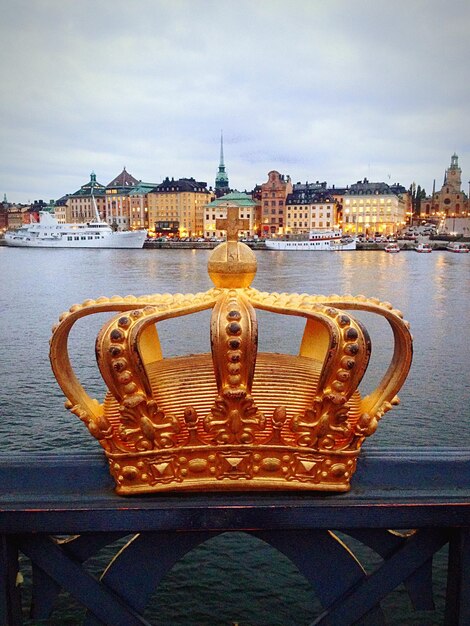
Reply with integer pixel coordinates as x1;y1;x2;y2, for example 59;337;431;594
1;447;469;625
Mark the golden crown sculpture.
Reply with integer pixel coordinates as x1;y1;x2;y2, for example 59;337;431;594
50;205;412;495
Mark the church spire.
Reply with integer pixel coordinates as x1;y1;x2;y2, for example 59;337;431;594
219;131;225;169
215;131;230;197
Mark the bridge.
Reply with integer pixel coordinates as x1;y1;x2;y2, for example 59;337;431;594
0;446;469;624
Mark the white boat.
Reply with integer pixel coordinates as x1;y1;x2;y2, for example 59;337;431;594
446;242;469;253
384;243;400;253
415;242;432;253
265;230;356;251
5;211;147;249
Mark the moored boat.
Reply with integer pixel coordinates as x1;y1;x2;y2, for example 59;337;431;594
4;211;147;249
265;230;356;251
384;242;400;253
446;242;469;253
415;242;432;253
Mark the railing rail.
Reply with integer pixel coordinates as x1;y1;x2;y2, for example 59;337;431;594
1;447;469;625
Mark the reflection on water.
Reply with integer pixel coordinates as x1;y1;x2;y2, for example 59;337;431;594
0;247;469;450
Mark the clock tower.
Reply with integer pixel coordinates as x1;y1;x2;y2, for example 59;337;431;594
445;153;462;193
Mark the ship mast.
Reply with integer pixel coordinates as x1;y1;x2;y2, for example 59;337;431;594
91;190;101;223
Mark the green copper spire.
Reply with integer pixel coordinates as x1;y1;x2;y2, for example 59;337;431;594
215;131;230;194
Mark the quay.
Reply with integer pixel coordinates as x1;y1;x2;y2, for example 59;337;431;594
1;236;466;251
1;449;469;624
142;238;463;251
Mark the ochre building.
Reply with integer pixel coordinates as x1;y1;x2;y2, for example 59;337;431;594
147;178;214;238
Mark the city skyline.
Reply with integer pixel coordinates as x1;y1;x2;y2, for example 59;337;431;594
1;0;469;203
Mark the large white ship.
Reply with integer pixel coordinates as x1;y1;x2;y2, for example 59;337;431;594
5;211;147;249
265;230;356;251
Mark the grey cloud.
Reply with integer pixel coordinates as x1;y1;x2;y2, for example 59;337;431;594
1;0;469;202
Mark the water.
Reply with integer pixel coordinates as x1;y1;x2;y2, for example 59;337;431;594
1;246;469;624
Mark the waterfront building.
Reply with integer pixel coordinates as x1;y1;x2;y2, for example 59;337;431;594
5;204;28;230
68;172;107;223
51;195;70;224
147;177;213;238
105;167;139;231
214;132;230;198
420;154;469;233
342;178;408;237
128;182;157;231
286;182;339;233
204;191;258;239
260;170;293;236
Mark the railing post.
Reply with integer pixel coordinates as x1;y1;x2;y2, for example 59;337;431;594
0;535;23;625
445;528;470;625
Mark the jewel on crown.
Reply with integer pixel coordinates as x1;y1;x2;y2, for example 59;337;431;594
50;204;412;494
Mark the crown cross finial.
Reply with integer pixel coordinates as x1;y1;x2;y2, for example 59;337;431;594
216;204;250;242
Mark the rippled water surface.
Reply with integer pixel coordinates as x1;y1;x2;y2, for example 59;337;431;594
1;246;469;625
1;246;469;450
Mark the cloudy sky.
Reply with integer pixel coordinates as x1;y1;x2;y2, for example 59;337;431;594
1;0;469;203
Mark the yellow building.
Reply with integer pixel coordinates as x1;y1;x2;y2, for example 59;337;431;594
342;179;408;237
52;195;70;224
286;185;339;233
204;191;258;239
147;178;213;238
68;172;106;223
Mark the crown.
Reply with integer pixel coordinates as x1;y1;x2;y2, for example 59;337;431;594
50;205;412;494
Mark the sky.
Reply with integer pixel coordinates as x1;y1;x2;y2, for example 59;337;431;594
1;0;470;204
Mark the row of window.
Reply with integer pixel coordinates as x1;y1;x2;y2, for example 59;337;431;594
263;200;284;206
345;199;393;205
291;222;331;228
66;235;103;241
263;208;284;215
289;205;332;210
288;213;331;219
344;216;397;223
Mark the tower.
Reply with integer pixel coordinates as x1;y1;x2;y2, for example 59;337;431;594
445;153;462;193
215;132;230;197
